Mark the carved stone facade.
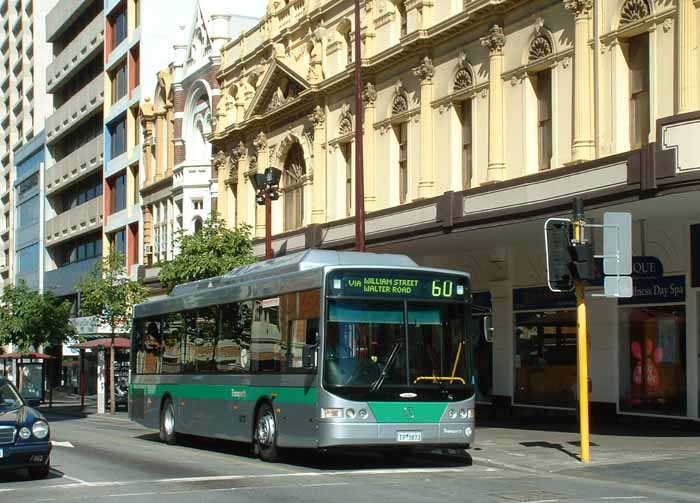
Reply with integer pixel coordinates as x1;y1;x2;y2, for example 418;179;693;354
211;0;698;248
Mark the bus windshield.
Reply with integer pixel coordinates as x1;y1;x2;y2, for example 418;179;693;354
324;299;473;401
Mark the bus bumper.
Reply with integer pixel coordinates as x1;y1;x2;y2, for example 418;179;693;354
317;421;474;448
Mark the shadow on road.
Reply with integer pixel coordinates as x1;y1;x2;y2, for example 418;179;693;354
0;467;64;484
136;432;472;470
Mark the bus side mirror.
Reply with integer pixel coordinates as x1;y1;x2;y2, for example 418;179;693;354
302;344;318;369
483;316;494;343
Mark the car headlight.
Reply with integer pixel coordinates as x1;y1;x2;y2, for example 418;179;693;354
32;421;49;439
19;427;31;440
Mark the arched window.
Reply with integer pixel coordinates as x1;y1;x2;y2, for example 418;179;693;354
283;143;306;231
187;90;211;161
193;217;203;234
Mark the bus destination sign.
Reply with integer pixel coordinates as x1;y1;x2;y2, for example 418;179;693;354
329;271;469;300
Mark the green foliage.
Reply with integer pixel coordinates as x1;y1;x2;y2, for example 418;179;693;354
77;253;147;335
159;216;257;292
0;281;75;352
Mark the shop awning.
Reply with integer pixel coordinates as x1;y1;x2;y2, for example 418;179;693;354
71;338;131;350
0;352;54;360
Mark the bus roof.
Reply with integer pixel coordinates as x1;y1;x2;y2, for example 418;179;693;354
168;249;417;298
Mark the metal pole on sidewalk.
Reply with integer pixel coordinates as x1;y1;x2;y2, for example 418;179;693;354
573;198;591;464
354;0;366;252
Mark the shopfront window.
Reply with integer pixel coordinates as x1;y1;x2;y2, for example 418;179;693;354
514;310;577;408
619;305;686;416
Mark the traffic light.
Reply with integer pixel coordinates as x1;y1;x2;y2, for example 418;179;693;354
545;219;575;291
569;242;595;282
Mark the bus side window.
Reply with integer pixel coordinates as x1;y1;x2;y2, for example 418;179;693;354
217;302;252;372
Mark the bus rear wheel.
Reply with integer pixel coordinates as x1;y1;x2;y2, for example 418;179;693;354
255;403;280;462
160;398;178;445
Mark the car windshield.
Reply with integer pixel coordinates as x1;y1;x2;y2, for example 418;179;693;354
0;381;24;413
323;299;473;401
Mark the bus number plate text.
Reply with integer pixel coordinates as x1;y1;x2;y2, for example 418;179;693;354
396;431;422;442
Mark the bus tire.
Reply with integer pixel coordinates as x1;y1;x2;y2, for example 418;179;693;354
160;397;178;445
255;402;280;462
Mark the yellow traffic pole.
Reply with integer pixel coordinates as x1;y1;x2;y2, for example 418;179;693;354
574;204;591;464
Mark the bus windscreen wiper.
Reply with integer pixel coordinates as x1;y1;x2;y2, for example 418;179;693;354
369;339;403;393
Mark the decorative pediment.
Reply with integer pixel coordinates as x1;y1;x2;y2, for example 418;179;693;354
338;104;353;136
620;0;652;26
245;59;310;120
187;6;212;65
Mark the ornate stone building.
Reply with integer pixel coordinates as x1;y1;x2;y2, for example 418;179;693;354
139;1;258;267
211;0;700;423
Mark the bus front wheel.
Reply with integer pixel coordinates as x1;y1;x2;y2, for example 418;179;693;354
160;398;178;445
255;402;280;462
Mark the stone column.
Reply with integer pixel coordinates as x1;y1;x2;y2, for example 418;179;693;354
481;25;507;182
253;132;268;238
679;0;699;112
213;151;228;222
234;142;249;228
308;106;327;223
362;82;377;212
166;107;175;174
565;0;596;161
172;83;186;165
154;114;165;180
414;57;435;198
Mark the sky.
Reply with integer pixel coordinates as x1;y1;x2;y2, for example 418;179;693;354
140;0;268;98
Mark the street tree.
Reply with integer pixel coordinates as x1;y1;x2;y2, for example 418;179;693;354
159;216;256;293
77;253;147;414
0;280;75;352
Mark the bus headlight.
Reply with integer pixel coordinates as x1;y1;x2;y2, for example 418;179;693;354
447;409;457;419
321;408;343;419
32;421;49;439
458;409;467;418
358;409;368;419
467;408;475;419
345;409;356;418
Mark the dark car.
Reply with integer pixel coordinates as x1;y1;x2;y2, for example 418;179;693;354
0;378;51;479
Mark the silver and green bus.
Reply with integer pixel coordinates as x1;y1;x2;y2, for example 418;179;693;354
130;250;475;461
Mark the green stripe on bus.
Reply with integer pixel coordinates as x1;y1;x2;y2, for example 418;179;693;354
368;402;447;423
130;383;318;404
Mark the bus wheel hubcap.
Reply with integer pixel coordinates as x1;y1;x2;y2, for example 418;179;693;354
164;405;175;436
257;413;275;447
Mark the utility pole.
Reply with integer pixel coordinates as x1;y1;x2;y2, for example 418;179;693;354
354;0;366;252
573;197;591;463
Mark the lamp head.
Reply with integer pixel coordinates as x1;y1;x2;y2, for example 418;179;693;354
264;167;282;187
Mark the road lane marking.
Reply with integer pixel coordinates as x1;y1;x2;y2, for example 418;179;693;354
600;498;647;501
32;466;478;491
51;471;92;486
302;482;350;488
51;441;75;448
107;492;158;498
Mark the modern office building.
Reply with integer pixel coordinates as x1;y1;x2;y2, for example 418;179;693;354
102;0;141;278
13;132;46;291
211;0;700;423
43;0;105;307
0;0;55;291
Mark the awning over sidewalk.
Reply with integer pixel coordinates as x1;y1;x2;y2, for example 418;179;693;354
71;338;131;350
0;352;54;360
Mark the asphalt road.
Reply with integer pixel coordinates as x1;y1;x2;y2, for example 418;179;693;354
1;413;700;503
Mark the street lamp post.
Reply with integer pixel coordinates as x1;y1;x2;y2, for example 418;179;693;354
250;167;282;260
354;0;366;252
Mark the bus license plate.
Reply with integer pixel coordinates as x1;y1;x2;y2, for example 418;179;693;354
397;431;422;442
